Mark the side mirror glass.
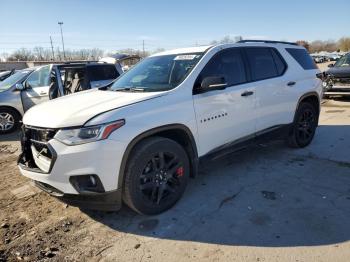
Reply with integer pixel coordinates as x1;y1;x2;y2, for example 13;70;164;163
15;83;25;91
328;64;334;68
199;76;227;93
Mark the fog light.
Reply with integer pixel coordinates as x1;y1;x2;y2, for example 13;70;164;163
69;175;105;193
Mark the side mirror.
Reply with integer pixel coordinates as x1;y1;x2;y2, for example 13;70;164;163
15;83;25;91
198;76;227;93
328;64;334;68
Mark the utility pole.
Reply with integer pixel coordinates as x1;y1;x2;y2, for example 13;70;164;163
58;22;66;60
142;40;145;58
50;36;55;61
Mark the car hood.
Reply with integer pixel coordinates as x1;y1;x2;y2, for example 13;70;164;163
23;89;164;128
327;66;350;78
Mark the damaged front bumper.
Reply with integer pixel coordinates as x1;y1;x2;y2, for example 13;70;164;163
323;75;350;96
17;126;125;211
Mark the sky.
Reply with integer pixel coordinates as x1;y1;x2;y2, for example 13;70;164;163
0;0;349;53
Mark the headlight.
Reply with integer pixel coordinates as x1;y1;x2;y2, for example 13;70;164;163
54;119;125;145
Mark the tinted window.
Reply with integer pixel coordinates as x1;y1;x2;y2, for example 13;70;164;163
245;48;278;81
271;49;287;75
286;48;317;70
88;65;119;81
196;48;246;88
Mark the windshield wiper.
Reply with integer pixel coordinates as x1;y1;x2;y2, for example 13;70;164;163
115;87;146;92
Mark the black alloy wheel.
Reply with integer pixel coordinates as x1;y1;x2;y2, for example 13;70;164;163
123;137;190;215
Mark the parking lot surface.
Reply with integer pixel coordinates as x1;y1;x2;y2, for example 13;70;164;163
1;98;350;262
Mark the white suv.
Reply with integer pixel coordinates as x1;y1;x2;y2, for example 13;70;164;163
18;41;322;215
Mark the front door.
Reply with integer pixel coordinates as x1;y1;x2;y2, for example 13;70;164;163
21;65;52;111
192;48;256;155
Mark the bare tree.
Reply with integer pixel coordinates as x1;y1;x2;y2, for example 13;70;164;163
296;40;310;51
7;48;35;61
338;37;350;51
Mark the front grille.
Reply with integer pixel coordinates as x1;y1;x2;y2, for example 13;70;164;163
18;126;58;173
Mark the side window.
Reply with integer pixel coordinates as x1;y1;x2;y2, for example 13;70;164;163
88;66;119;81
26;66;51;88
286;48;317;70
271;49;287;75
195;48;247;88
245;48;278;81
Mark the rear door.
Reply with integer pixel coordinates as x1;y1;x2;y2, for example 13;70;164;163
243;47;290;133
192;48;256;155
21;65;52;111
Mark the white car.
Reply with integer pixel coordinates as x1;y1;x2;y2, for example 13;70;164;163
18;40;322;215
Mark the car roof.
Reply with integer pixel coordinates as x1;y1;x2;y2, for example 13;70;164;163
151;41;303;57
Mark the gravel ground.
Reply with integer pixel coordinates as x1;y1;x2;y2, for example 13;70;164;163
0;83;349;261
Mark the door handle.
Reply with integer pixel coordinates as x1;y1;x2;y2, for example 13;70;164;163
40;92;47;95
287;81;296;86
241;91;254;97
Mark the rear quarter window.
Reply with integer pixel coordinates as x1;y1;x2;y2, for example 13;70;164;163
286;48;317;70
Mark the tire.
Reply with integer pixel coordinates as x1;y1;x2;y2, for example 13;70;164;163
287;102;318;148
0;108;20;135
123;137;190;215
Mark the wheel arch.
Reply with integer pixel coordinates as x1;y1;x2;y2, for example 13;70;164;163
118;124;199;189
295;92;320;124
0;105;22;118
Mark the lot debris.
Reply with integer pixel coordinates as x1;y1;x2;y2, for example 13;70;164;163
0;223;9;229
40;247;59;258
261;191;277;200
11;185;39;199
0;144;18;154
219;190;242;208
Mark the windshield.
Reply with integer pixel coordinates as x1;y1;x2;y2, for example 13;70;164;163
0;70;32;92
110;53;203;92
334;54;350;67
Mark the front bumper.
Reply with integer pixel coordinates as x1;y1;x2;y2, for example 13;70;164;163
35;181;122;211
323;86;350;96
18;127;127;211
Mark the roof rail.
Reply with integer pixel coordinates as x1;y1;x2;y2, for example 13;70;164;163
62;60;98;65
237;40;298;46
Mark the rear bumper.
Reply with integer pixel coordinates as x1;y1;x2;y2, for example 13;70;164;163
34;181;122;211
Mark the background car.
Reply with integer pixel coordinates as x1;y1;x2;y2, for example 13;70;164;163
0;62;121;134
327;53;342;61
0;68;36;134
323;52;350;97
312;55;325;63
0;69;16;82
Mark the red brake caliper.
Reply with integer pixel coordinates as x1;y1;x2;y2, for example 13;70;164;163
176;166;184;177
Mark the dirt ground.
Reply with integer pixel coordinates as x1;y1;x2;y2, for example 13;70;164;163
1;65;350;261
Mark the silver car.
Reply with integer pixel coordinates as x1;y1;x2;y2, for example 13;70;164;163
0;63;122;134
0;65;53;134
